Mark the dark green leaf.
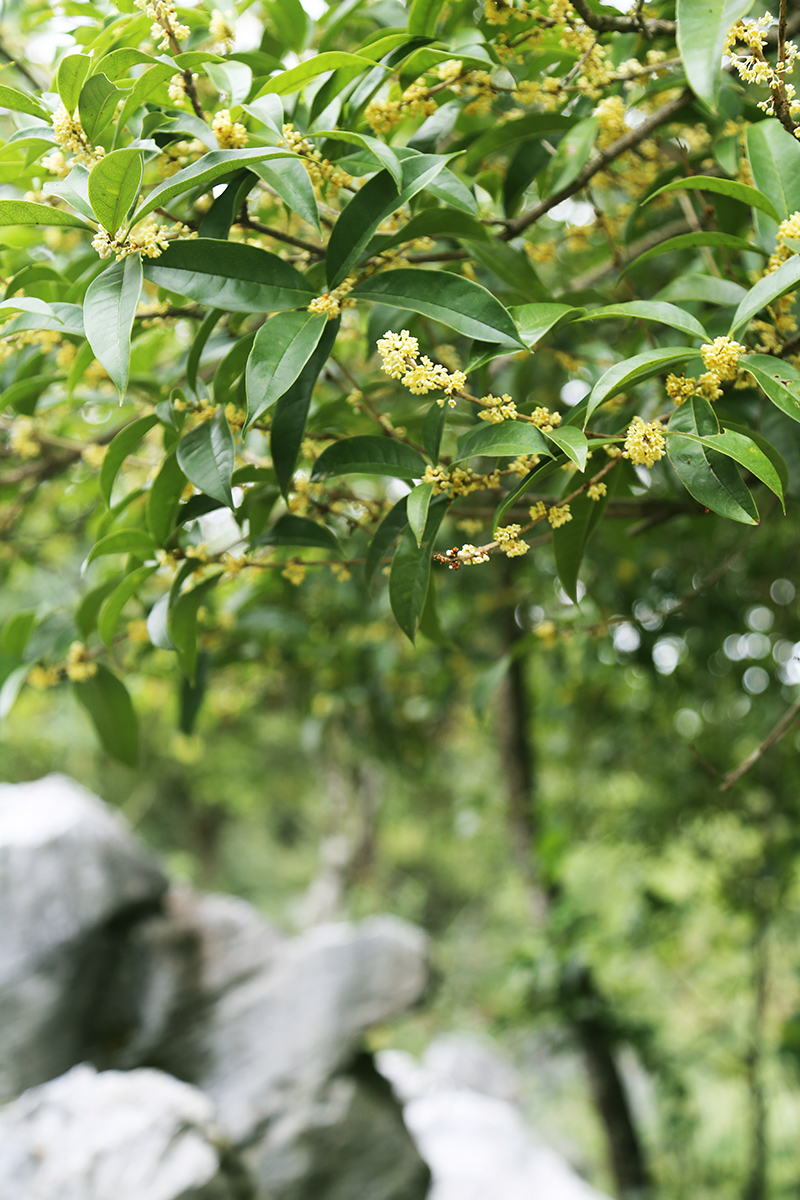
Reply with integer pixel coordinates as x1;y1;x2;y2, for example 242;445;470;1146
513;302;585;347
422;402;447;463
168;575;220;682
0;611;36;658
0;200;89;229
246;309;327;426
78;73;119;142
389;503;447;642
186;309;224;396
407;480;434;547
83;255;142;397
271;319;339;495
73;664;139;767
408;0;446;35
667;397;758;523
84;530;157;568
314;128;403;187
743;354;800;424
352;269;524;347
144;239;314;313
87;149;143;235
676;0;753;109
644;174;781;223
729;255;800;338
746;120;800;241
0;85;48;121
137;148;294;223
586;348;700;421
576;301;707;341
454;421;549;463
98;564;158;647
544;118;598;195
146;451;187;545
56;53;92;113
176;408;235;508
364;495;408;589
252;157;321;234
544;425;588;470
622;231;767;276
253;52;377;97
255;513;341;553
312;435;428;480
100;415;159;506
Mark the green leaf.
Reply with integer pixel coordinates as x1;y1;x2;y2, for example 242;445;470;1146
84;530;157;568
246;309;327;426
407;480;434;547
115;63;174;140
76;580;121;639
56;53;92;113
643;175;781;223
656;274;747;306
366;208;492;258
311;435;428;480
43;164;96;222
252;157;321;234
0;84;49;121
146;451;187;545
544;118;598;196
253;52;378;97
576;301;708;341
676;0;754;109
422;402;447;463
668;427;785;507
272;319;339;495
168;575;220;682
72;665;139;767
352;269;524;347
586;347;700;422
365;495;409;589
552;489;606;603
0;200;89;229
326;155;449;288
98;564;158;648
512;302;586;346
83;255;142;397
88;149;143;235
742;355;800;424
544;425;589;470
729;255;800;338
667;397;758;523
454;421;550;463
314;129;403;187
136;148;293;224
92;47;157;79
462;113;573;173
622;231;767;275
720;419;789;497
255;513;341;553
408;0;446;35
100;415;159;506
746;120;800;240
78;73;120;142
187;309;223;396
389;504;448;643
0;665;29;723
0;611;36;658
176;408;235;508
205;60;253;107
144;238;314;313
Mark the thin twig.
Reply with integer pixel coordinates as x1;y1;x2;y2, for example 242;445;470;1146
720;694;800;791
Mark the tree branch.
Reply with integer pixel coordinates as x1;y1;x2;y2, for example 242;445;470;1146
569;0;675;37
719;694;800;792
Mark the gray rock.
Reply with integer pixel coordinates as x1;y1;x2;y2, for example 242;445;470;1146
0;1064;245;1200
379;1039;610;1200
0;775;167;1101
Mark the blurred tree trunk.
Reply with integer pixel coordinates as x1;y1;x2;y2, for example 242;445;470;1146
499;564;652;1198
744;915;768;1200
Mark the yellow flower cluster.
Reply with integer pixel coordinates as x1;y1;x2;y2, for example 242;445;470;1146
134;0;190;48
366;82;437;134
376;330;466;401
478;393;518;423
495;524;529;557
423;464;500;498
52;105;104;168
460;544;491;565
29;665;61;690
665;373;698;405
700;336;746;385
210;9;235;52
65;642;98;682
168;73;190;104
308;279;356;319
92;218;177;262
279;124;351;190
725;16;799;119
9;417;39;459
623;417;666;468
282;561;306;586
212;109;248;149
81;444;107;469
587;482;607;501
594;95;628;148
547;504;572;528
766;210;800;275
531;406;561;433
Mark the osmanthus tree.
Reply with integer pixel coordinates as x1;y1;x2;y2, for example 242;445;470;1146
2;0;800;772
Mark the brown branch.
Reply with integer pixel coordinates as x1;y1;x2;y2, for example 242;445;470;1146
569;0;675;36
238;210;326;257
507;90;693;238
720;694;800;792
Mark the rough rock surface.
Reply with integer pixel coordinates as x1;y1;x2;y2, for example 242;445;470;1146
0;774;167;1100
0;1064;245;1200
378;1037;610;1200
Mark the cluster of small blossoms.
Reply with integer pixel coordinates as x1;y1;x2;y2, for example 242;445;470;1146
665;373;698;405
212;110;248;149
701;336;746;381
423;464;499;498
210;9;235;52
282;561;306;586
587;483;607;501
623;417;666;468
65;642;97;683
52;105;104;169
168;73;193;105
92;218;183;262
134;0;189;48
308;279;356;319
8;417;39;459
725;16;799;119
547;504;572;528
594;95;628;148
765;210;800;273
365;81;438;134
81;444;107;469
531;406;561;433
28;665;61;690
495;524;529;557
479;393;518;423
279;124;351;190
484;0;530;25
376;330;466;401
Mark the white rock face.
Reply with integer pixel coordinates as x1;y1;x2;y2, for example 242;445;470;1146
0;1064;239;1200
379;1037;610;1200
0;775;167;1100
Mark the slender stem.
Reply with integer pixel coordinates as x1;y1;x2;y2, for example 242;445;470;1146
720;694;800;791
